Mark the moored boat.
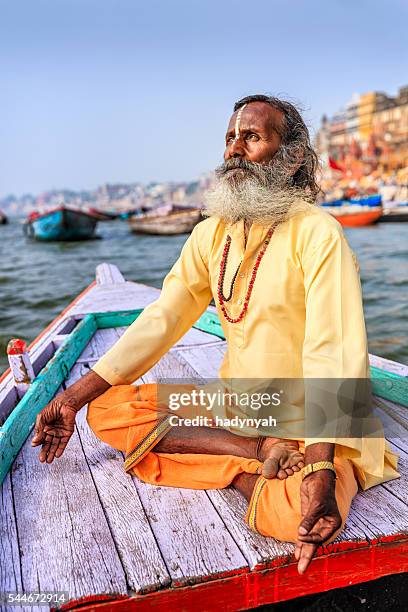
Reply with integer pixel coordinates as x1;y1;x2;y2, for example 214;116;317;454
0;210;8;225
323;205;382;227
24;205;99;241
128;206;202;235
87;207;120;221
0;263;407;610
379;203;408;222
321;194;383;226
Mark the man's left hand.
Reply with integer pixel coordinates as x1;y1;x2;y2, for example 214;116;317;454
295;470;341;574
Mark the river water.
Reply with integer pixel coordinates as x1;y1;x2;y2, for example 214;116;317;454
1;217;407;374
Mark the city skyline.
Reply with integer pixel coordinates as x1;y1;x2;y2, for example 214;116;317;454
1;0;407;198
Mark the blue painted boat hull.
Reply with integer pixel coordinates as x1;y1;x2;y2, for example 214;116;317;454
25;209;98;241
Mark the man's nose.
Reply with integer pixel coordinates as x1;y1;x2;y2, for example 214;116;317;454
225;138;245;160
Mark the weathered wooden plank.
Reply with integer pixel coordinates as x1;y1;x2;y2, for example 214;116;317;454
67;364;171;594
70;283;161;315
133;480;248;586
348;483;408;539
11;390;128;600
142;351;204;383
206;488;294;570
369;353;408;377
96;263;126;285
371;365;408;408
178;344;226;378
76;328;123;362
374;397;408;454
0;472;23;612
0;315;97;485
375;395;408;430
94;310;143;330
0;380;18;426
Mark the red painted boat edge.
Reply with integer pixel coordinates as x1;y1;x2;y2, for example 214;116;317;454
0;281;96;384
56;538;408;612
333;210;382;227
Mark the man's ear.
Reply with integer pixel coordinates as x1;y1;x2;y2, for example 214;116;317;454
289;145;305;177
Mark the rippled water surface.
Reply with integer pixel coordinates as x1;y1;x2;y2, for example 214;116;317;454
1;217;407;373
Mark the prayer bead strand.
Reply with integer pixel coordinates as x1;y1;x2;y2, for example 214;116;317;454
217;228;274;323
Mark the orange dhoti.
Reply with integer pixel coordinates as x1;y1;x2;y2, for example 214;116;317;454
87;384;358;543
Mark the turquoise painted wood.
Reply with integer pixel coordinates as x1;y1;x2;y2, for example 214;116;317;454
0;315;97;484
1;307;407;485
95;309;144;329
370;366;408;408
94;308;225;338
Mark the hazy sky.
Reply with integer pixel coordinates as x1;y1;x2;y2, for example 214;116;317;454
1;0;407;197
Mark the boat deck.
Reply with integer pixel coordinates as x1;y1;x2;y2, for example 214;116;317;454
1;264;408;611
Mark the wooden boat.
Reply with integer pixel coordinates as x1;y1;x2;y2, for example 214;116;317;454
322;205;382;227
0;209;8;224
87;207;120;221
379;203;408;222
1;263;407;610
24;206;99;241
128;206;202;235
321;195;383;227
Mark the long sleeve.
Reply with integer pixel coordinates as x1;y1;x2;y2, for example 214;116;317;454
301;229;371;445
92;223;213;385
302;230;369;380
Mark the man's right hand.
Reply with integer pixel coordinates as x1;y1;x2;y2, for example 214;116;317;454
31;394;80;463
31;369;111;463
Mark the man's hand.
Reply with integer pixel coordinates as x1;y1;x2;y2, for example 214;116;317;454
295;470;341;574
31;394;79;463
31;369;111;463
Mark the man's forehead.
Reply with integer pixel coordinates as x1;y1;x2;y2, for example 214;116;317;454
227;101;284;133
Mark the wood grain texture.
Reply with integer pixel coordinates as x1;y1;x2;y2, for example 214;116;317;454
67;364;170;594
0;472;23;612
10;391;127;601
77;328;122;363
178;345;226;379
96;263;126;285
133;480;248;586
206;487;294;570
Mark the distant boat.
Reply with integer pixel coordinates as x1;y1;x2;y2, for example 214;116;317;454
379;203;408;223
24;206;99;241
86;207;119;221
128;206;202;235
0;210;8;225
321;195;382;227
322;205;382;227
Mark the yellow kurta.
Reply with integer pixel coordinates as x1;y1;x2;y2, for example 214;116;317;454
92;203;399;489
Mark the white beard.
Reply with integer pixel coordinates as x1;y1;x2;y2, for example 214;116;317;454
202;161;314;228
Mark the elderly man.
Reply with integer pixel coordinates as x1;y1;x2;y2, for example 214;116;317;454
31;95;398;574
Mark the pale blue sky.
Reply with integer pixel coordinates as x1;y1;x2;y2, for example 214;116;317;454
1;0;407;197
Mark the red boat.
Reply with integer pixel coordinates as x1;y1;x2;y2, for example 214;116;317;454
323;206;382;227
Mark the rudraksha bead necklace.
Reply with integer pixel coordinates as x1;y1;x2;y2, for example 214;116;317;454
217;228;274;323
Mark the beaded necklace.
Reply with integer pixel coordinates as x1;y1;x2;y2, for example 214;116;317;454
217;227;274;323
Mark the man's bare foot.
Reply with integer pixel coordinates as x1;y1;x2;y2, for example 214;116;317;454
258;438;304;479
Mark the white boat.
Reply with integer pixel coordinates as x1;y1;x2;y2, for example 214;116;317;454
128;206;202;235
1;264;407;609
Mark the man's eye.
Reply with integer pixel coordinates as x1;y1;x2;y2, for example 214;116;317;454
246;133;259;141
226;136;234;144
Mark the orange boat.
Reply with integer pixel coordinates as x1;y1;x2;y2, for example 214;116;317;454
324;206;382;227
